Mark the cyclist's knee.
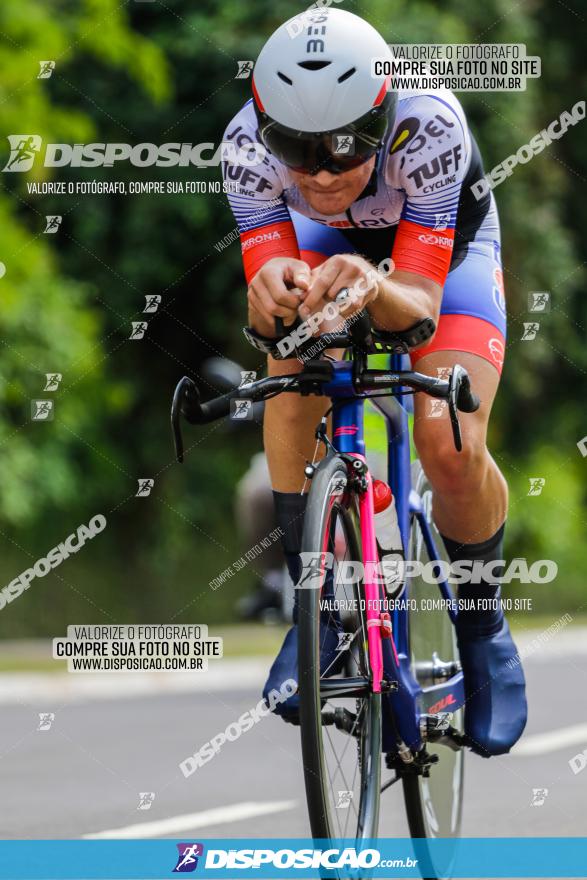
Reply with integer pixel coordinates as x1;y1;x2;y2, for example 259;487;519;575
268;391;308;428
415;424;488;496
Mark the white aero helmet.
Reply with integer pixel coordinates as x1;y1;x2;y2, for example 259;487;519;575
252;8;396;175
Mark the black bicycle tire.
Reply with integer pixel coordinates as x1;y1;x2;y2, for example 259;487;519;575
298;453;382;842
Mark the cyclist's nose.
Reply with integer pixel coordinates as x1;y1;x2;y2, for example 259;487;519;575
311;169;341;186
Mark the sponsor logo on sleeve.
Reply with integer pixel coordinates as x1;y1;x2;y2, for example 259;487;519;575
389;117;420;154
417;233;453;248
406;144;463;190
241;230;281;252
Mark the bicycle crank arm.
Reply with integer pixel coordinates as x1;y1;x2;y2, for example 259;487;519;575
422;713;468;752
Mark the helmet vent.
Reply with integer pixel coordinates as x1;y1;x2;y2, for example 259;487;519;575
277;71;293;85
297;60;332;71
337;66;356;83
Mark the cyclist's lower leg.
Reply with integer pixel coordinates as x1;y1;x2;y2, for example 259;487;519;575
262;354;341;720
413;350;527;756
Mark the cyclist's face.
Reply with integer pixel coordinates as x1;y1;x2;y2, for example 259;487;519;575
290;156;376;216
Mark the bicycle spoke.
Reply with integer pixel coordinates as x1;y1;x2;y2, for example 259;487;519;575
324;726;359;836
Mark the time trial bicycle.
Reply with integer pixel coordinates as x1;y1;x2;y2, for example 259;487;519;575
171;305;480;879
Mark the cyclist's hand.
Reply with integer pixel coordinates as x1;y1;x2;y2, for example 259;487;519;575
300;254;381;320
248;257;311;335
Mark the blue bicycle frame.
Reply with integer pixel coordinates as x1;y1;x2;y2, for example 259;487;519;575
323;354;465;752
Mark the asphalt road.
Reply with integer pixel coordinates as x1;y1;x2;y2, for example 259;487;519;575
0;628;585;843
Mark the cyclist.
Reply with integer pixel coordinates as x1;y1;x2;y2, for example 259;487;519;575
221;9;527;756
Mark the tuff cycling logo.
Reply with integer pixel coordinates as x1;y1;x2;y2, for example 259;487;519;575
3;135;42;172
2;137;265;171
173;843;204;873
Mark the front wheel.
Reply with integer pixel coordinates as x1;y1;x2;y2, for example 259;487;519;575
298;454;381;843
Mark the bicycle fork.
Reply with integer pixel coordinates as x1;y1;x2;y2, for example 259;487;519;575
350;453;400;695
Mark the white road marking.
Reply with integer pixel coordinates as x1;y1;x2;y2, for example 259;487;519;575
513;723;587;756
84;800;297;839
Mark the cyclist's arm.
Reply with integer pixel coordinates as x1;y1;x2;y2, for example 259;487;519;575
369;93;471;337
222;108;309;335
367;270;442;336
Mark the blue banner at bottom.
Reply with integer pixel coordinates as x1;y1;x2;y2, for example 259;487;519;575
1;838;586;879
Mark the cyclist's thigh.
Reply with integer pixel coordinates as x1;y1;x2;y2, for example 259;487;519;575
412;350;499;454
411;198;506;378
411;206;506;439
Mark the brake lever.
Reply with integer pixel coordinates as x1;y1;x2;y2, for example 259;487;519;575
447;390;462;452
171;376;200;463
448;364;469;452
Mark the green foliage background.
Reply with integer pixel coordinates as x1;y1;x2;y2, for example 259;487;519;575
0;0;585;635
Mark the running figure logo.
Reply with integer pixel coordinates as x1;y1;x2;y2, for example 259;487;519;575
527;478;545;497
31;400;54;421
38;61;56;79
521;322;539;341
332;134;355;155
44;216;62;234
298;552;334;590
235;61;254;79
433;213;451;231
427;399;447;419
528;291;550;313
4;135;42;172
130;321;148;340
335;631;355;652
144;295;161;313
173;843;204;872
231;399;253;420
44;373;62;391
137;792;155;810
37;712;55;731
